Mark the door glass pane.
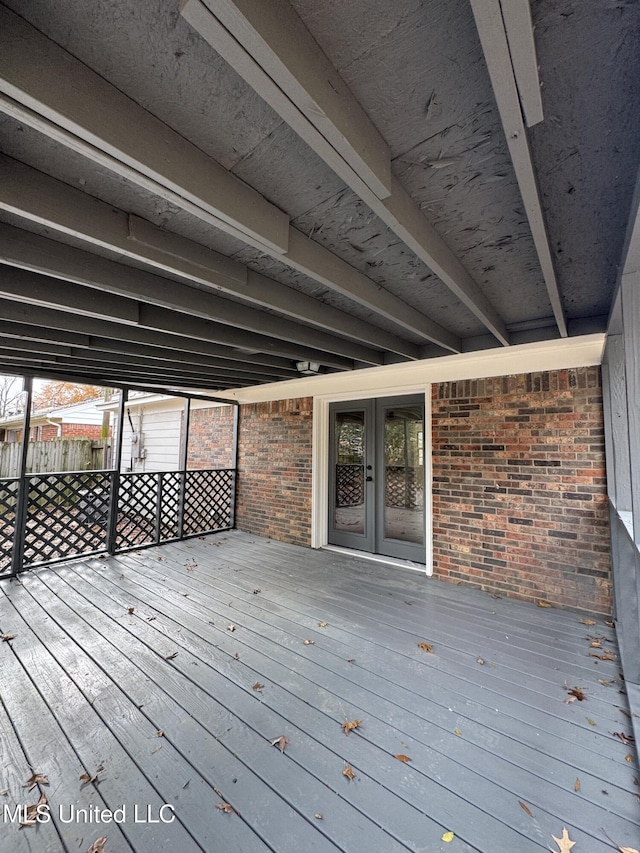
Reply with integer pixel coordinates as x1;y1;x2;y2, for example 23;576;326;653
334;411;365;535
383;405;424;544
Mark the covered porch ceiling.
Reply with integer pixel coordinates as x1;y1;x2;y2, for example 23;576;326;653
0;0;638;392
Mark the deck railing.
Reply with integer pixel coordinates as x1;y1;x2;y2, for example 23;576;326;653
0;467;236;575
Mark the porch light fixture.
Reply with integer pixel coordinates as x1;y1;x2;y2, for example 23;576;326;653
295;361;321;376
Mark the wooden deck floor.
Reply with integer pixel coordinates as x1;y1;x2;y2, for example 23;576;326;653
0;531;638;853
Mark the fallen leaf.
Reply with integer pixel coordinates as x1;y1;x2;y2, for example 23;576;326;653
127;607;134;615
580;617;596;625
590;639;602;648
491;593;501;599
151;745;162;754
156;730;164;738
216;802;234;814
1;632;16;642
314;813;323;819
227;625;236;632
574;778;580;792
346;658;355;663
342;763;355;781
441;830;454;842
252;589;261;594
234;652;240;660
476;657;485;665
271;735;289;753
165;651;178;660
566;686;586;701
20;791;48;826
341;719;362;735
303;639;315;645
589;650;616;661
563;696;576;704
23;772;49;791
605;620;614;627
80;763;104;785
85;837;107;853
587;718;596;726
317;622;328;628
252;682;264;692
598;679;612;686
536;600;552;608
394;754;412;763
0;788;8;795
618;847;640;853
454;729;462;735
551;827;576;852
626;754;633;762
613;731;634;745
417;642;433;653
518;800;533;816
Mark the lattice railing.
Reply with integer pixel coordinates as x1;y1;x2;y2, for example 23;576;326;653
0;478;19;576
336;464;364;507
385;466;424;508
23;471;113;568
183;469;234;536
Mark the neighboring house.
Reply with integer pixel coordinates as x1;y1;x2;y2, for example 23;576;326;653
0;398;106;443
100;393;232;473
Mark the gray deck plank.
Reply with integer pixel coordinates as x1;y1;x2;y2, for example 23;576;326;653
18;570;333;853
2;578;244;853
0;588;134;853
121;543;632;768
74;550;638;850
1;530;637;853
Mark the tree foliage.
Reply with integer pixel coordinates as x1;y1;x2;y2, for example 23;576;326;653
33;381;104;411
0;374;24;418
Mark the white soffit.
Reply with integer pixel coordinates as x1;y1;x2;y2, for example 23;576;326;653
209;334;605;404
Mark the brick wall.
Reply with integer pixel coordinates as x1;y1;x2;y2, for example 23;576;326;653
432;366;611;613
60;423;103;440
235;397;313;546
187;405;235;469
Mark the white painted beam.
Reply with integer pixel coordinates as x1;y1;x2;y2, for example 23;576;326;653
0;7;289;255
180;0;508;346
470;0;567;338
0;223;384;365
185;0;392;200
0;155;427;358
499;0;544;128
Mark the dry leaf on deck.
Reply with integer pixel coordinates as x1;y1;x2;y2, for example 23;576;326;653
234;652;240;660
589;650;616;661
613;731;634;745
342;763;356;781
476;657;485;665
417;642;433;653
0;789;8;796
252;682;264;692
574;778;580;791
303;639;315;645
346;658;355;663
271;735;289;753
551;827;576;852
23;772;48;791
226;625;235;632
590;639;602;648
86;837;108;853
518;800;533;816
394;754;412;763
20;791;48;826
566;687;586;701
216;802;234;814
156;730;164;738
1;633;16;642
252;589;261;594
587;718;596;726
617;847;640;853
80;763;104;785
536;600;552;608
317;622;328;628
441;831;454;842
314;813;323;819
598;679;612;686
341;719;362;735
454;729;462;735
165;651;178;660
626;754;633;762
580;617;596;625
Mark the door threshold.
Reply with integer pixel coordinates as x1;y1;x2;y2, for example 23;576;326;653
322;545;429;574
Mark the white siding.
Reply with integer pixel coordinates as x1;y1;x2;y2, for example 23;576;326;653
121;407;183;472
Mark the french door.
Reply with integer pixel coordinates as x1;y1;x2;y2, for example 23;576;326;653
328;395;425;562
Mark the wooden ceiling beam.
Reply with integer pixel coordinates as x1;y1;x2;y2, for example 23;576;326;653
470;0;567;337
180;0;508;347
0;10;459;352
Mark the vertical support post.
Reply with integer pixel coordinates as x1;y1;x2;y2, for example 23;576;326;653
230;403;240;529
177;397;191;539
622;271;640;545
107;387;128;554
10;375;33;577
155;473;164;543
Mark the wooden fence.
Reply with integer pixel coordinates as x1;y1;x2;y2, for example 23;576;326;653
0;439;110;477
